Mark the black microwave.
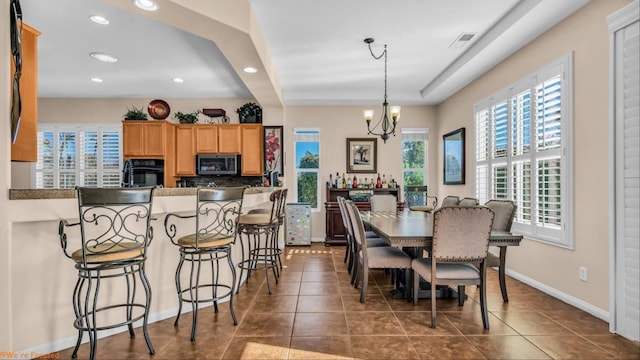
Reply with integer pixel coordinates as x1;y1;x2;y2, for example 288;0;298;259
196;154;240;175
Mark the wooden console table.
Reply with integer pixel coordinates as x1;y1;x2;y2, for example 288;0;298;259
324;187;402;245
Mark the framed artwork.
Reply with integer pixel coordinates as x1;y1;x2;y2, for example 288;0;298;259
346;138;377;173
263;126;283;174
443;127;465;185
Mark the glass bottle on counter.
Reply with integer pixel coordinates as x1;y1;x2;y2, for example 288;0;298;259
335;172;341;188
329;173;333;188
341;172;347;189
352;175;358;188
382;174;388;188
376;173;382;188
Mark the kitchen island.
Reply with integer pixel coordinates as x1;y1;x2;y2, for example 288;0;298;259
6;187;278;354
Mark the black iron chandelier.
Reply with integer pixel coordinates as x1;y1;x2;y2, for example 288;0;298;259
363;37;400;143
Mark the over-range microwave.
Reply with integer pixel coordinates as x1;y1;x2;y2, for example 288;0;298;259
196;154;240;175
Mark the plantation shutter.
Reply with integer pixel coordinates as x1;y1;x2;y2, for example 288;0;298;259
611;3;640;341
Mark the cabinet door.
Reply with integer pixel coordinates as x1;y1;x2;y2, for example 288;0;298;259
195;125;218;153
122;122;145;157
240;125;263;176
175;125;195;176
218;125;241;154
143;122;166;157
11;23;40;162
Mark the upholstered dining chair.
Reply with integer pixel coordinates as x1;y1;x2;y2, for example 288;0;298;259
483;199;517;302
346;200;412;303
370;194;397;212
440;195;460;207
337;196;379;275
411;206;494;329
459;197;480;207
164;186;245;341
58;187;156;360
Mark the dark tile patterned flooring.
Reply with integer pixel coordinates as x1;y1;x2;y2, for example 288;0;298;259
47;243;639;359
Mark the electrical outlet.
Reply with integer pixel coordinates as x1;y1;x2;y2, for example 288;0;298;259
579;266;588;282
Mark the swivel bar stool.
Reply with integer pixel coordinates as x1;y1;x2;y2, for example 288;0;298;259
237;189;287;294
58;187;156;360
164;187;245;341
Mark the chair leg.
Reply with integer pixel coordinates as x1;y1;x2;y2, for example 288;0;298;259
480;263;490;329
212;253;219;314
430;278;437;329
174;253;185;326
139;262;155;354
125;267;136;338
89;273;100;360
360;267;368;303
71;277;84;358
226;248;238;325
413;270;419;306
457;285;466;306
499;246;509;302
190;253;203;341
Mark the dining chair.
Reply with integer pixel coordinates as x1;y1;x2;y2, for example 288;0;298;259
440;195;460;207
346;200;412;303
483;199;517;302
337;196;380;276
411;206;494;329
405;185;438;212
458;197;480;207
164;186;245;341
370;194;397;212
58;187;156;360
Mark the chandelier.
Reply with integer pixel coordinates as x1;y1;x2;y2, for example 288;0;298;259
363;37;400;143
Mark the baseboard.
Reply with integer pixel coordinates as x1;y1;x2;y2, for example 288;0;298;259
18;298;229;356
504;268;610;322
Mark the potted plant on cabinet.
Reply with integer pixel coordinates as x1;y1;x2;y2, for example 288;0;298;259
174;111;200;124
236;102;262;123
124;105;148;120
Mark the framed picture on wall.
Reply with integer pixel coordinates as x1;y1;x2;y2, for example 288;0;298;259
346;138;377;173
443;127;465;185
263;126;284;174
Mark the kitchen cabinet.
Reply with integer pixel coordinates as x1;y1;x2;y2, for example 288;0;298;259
122;121;166;158
240;124;264;176
195;125;218;153
218;125;241;153
11;23;40;162
174;125;196;176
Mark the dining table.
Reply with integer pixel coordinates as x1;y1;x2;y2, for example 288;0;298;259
360;209;523;300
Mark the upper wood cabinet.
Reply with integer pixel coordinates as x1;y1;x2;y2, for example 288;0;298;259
240;124;264;176
11;23;40;162
175;125;196;176
195;125;218;153
217;125;241;154
122;121;166;158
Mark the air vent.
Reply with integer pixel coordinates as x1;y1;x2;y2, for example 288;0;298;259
449;33;476;49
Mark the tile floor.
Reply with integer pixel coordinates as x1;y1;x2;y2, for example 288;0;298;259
48;243;639;359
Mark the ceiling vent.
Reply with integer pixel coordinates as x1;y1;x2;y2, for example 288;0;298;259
449;33;476;49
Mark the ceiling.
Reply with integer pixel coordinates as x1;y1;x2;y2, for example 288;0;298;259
20;0;590;106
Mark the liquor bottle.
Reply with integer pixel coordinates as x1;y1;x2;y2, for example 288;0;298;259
364;178;369;189
342;172;347;189
352;174;358;188
382;174;388;188
335;172;340;188
329;173;333;188
376;173;382;188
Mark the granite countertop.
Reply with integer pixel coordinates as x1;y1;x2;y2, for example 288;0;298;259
8;187;276;200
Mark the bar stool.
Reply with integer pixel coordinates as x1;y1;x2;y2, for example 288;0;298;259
58;187;156;360
237;189;287;294
164;186;245;341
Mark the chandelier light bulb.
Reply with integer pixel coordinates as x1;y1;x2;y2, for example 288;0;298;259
364;110;374;122
390;106;401;121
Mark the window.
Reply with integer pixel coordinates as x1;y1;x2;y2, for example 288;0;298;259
474;54;573;248
34;124;122;188
294;129;320;209
402;128;429;201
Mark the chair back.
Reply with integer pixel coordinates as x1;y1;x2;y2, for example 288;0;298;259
195;187;245;247
370;194;397;212
345;200;368;252
484;199;517;231
337;196;350;234
75;187;155;264
440;196;460;207
405;185;438;211
458;197;479;207
432;206;494;262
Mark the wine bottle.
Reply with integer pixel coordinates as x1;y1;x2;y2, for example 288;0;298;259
335;172;341;188
376;173;382;188
329;173;333;188
342;172;347;189
382;174;388;188
352;174;358;188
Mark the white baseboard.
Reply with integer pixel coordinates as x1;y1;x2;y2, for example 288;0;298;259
505;268;610;322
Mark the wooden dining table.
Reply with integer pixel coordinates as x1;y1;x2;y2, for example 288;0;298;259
360;210;523;300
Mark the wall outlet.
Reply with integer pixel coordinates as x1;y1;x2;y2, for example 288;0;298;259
579;266;588;282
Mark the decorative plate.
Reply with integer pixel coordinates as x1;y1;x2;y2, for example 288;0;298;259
148;99;170;120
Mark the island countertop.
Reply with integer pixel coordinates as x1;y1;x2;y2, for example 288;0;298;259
8;186;277;200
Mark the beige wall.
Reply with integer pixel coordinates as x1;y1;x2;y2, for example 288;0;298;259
435;0;633;312
284;105;439;239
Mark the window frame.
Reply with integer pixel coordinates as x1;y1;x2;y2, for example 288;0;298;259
474;53;574;248
293;128;321;211
32;123;122;189
402;128;429;199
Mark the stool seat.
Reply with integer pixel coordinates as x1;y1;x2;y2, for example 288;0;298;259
71;242;143;263
177;234;234;248
239;213;273;225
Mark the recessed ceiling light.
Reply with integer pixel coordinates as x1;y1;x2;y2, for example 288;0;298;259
90;52;118;63
90;77;104;83
133;0;158;11
89;15;109;25
243;67;258;74
172;78;184;83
